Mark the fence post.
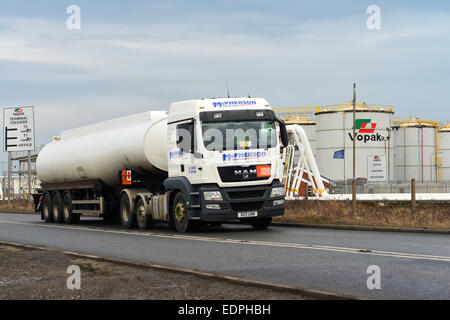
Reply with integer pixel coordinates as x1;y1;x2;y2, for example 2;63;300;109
411;178;416;212
352;180;356;214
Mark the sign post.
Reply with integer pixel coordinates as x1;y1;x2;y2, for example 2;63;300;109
3;106;35;207
352;84;357;214
367;155;387;183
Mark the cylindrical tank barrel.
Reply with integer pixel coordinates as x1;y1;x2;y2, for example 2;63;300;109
37;111;168;188
315;108;394;182
439;126;450;181
393;121;437;183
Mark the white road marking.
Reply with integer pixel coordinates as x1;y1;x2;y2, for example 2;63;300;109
1;219;450;263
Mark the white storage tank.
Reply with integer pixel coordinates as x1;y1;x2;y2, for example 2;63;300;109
439;123;450;182
285;116;316;157
393;118;439;183
37;111;169;188
315;103;394;182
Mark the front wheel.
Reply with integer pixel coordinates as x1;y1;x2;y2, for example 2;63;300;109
172;192;194;233
249;217;272;230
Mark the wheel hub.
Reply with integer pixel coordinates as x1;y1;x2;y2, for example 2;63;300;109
174;202;185;222
137;205;145;224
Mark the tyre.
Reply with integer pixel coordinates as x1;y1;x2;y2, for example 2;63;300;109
249;217;272;230
136;198;153;229
42;193;53;223
172;192;194;233
120;193;136;228
63;192;80;224
52;192;64;223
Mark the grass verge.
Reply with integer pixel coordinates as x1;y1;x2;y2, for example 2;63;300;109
275;200;450;230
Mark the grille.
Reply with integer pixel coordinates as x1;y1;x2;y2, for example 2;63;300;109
227;189;266;199
218;165;270;183
230;201;264;211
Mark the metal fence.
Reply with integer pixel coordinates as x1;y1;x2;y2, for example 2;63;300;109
329;180;450;194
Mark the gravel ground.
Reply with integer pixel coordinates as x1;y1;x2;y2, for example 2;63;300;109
0;244;311;300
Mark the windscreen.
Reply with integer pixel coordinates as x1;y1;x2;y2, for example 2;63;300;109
202;120;276;151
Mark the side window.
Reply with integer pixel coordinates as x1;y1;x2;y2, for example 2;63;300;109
176;122;195;154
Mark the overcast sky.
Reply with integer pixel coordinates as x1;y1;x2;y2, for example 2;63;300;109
0;0;449;166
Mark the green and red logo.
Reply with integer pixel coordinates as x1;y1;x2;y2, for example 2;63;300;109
355;119;377;133
349;119;386;143
14;107;24;114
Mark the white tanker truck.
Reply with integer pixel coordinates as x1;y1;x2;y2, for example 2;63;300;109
35;98;289;232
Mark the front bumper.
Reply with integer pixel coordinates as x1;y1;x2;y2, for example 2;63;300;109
198;180;285;221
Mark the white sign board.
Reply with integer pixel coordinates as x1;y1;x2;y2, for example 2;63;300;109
3;106;35;152
367;155;387;183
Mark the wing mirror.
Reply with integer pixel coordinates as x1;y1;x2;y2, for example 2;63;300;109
275;117;289;148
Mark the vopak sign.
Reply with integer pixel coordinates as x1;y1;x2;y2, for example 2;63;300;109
348;119;387;143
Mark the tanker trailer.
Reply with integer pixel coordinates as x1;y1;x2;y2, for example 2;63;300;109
36;97;288;232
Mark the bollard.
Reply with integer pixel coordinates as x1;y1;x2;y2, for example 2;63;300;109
411;178;416;212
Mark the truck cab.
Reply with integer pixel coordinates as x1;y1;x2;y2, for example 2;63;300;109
164;98;288;232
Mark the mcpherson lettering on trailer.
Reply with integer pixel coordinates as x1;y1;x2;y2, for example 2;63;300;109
178;304;271;318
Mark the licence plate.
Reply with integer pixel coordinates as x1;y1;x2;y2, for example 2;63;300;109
238;211;258;218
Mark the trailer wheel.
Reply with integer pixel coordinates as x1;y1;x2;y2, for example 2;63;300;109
52;192;64;223
136;198;153;229
249;217;272;230
63;192;80;224
42;193;53;223
120;193;136;228
172;192;194;233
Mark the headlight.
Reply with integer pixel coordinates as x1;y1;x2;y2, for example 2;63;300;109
270;187;285;198
203;191;223;201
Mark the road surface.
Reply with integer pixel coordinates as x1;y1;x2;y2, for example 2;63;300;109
0;212;449;299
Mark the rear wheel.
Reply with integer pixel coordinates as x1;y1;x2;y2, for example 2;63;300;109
249;217;272;230
63;192;80;224
52;192;64;223
42;193;53;223
172;192;194;233
136;198;153;229
120;193;136;228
